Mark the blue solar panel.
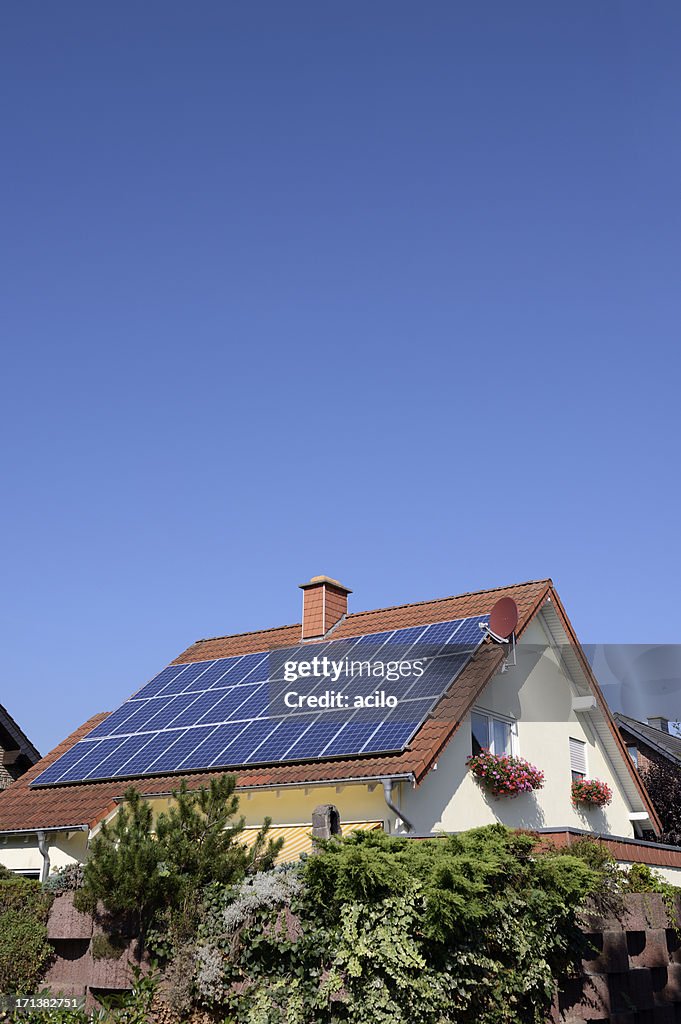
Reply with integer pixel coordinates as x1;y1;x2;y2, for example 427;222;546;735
321;722;382;758
87;734;156;781
32;739;103;785
178;722;254;770
32;614;489;786
180;660;239;692
57;738;125;783
133;665;193;701
248;717;316;762
142;726;217;774
278;719;338;760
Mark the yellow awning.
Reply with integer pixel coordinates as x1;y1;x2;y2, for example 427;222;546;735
242;820;384;863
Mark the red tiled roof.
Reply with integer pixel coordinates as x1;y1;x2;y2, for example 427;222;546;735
0;578;655;834
172;579;549;663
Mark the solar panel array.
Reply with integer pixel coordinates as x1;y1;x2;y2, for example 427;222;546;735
32;615;488;786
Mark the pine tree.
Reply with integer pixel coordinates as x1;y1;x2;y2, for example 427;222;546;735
155;776;283;892
75;775;283;950
74;787;170;947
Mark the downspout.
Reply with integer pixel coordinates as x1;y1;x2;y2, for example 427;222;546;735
36;831;50;883
382;779;414;834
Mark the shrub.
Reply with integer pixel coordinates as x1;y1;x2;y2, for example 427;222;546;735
0;910;53;993
0;877;52;920
91;932;127;960
43;863;84;895
159;941;196;1016
0;877;54;994
221;865;303;934
571;778;612;807
467;751;545;796
195;825;602;1024
194;865;306;1007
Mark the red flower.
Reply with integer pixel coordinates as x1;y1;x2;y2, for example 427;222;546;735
571;778;612;807
468;751;544;798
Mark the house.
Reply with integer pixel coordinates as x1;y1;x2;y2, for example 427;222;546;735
615;714;681;776
0;576;678;882
0;704;40;791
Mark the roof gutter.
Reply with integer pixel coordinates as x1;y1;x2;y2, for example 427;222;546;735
0;824;89;837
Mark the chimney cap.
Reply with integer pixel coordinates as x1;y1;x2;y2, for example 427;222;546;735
647;716;670;733
299;575;352;594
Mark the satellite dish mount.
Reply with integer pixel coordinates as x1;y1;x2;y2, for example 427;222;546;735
479;597;518;671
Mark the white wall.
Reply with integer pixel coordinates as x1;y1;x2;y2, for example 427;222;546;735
618;862;681;886
400;620;640;837
0;831;88;875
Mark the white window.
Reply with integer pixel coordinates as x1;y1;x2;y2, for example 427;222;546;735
471;711;516;756
569;737;587;781
627;744;639;768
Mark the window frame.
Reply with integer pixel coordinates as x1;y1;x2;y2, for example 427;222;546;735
569;736;588;782
470;708;518;757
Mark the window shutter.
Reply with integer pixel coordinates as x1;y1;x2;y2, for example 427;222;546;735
569;738;587;775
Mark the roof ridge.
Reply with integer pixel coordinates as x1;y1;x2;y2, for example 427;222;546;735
194;622;299;645
343;578;552;620
192;578;552;645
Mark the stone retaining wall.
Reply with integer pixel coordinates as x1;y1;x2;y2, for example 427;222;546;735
554;893;681;1022
42;894;146;1003
42;891;681;1020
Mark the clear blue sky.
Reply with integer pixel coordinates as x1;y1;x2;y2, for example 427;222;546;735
2;3;680;754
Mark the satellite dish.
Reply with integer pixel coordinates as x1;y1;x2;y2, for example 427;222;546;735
488;597;518;641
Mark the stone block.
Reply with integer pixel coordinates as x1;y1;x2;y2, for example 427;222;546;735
42;940;90;989
583;930;628;974
47;894;93;941
621;894;671;931
659;962;681;1003
579;974;611;1017
556;973;613;1020
627;968;654;1010
666;928;681;963
627;929;671;970
311;804;341;840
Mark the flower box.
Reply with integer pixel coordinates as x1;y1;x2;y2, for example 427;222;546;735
467;751;544;797
571;778;612;807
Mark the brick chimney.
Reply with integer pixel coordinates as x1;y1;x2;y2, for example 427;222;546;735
647;716;670;734
299;576;351;640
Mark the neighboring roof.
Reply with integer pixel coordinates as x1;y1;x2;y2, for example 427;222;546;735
0;704;40;765
615;713;681;767
0;578;661;834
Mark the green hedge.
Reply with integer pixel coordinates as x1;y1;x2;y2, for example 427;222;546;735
0;878;53;994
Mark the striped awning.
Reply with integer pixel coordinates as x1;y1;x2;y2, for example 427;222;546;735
241;820;384;863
